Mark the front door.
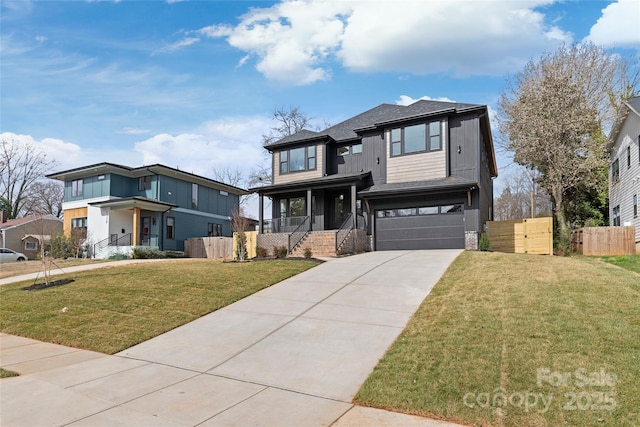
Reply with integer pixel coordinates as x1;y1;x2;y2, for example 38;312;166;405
330;192;347;229
141;216;151;245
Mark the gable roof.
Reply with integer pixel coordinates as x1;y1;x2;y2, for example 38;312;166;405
266;100;485;149
0;214;61;230
46;163;249;195
608;96;640;151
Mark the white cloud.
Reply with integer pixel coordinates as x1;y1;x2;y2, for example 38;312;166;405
202;0;571;85
152;37;200;55
0;132;83;172
395;95;456;106
585;0;640;47
35;35;47;43
117;127;152;135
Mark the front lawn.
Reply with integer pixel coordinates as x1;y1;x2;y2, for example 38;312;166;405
355;251;640;427
0;259;318;354
599;254;640;274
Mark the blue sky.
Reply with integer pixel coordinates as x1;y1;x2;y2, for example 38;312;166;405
1;0;639;217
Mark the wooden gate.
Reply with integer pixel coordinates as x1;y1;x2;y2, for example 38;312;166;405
486;217;553;255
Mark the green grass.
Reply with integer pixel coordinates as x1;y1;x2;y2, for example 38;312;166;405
0;368;19;378
0;259;318;354
599;254;640;274
355;251;640;427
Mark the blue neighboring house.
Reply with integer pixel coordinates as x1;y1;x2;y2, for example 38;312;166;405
47;163;248;258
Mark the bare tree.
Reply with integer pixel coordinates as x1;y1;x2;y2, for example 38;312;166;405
494;167;552;221
212;166;253;210
498;42;638;233
0;138;56;219
261;106;312;146
249;106;315;187
22;180;64;218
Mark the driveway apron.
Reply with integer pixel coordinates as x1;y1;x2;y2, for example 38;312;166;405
1;250;462;427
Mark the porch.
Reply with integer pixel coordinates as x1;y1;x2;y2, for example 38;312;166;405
89;197;176;258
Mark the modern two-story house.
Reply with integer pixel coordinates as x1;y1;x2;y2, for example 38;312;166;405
47;163;248;258
608;96;640;249
252;99;497;255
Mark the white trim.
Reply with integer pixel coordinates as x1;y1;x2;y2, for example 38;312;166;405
62;196;113;210
172;207;231;221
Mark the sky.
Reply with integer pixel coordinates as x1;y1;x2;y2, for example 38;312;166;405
1;0;639;218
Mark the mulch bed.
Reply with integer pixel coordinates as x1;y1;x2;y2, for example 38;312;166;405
22;279;75;291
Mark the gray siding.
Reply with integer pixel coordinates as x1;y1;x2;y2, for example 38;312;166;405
362;131;386;185
449;115;480;181
163;210;231;252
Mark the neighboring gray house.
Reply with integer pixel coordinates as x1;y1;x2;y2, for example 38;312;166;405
0;213;63;259
608;96;640;249
252;99;497;254
47;163;248;258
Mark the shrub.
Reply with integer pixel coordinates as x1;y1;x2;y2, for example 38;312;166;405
273;245;288;259
164;251;185;258
50;233;73;259
235;231;248;261
108;252;130;260
478;232;490;251
303;247;313;259
131;247;163;259
256;246;268;258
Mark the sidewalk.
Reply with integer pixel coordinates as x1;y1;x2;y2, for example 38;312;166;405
1;251;467;427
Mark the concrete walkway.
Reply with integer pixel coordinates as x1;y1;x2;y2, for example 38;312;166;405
1;250;466;427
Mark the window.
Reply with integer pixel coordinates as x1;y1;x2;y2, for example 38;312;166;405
208;223;222;236
25;241;37;251
612;206;621;226
192;183;198;209
138;175;152;191
279;197;305;217
338;143;362;156
377;204;463;218
612;159;620;183
71;217;87;238
166;217;175;239
627;146;632;169
279;146;317;174
390;120;442;157
71;179;83;197
634;195;638;219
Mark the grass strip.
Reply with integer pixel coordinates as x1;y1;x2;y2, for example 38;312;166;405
355;251;640;427
1;259;318;354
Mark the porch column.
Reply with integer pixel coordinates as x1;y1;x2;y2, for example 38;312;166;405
132;207;141;246
350;184;357;228
306;189;312;230
258;193;264;234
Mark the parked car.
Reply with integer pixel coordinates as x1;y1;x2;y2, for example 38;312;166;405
0;248;28;262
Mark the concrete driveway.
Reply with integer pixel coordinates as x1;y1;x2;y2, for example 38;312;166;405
1;250;464;427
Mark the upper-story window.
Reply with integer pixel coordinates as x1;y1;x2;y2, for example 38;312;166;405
71;179;83;197
338;143;363;156
192;183;198;209
138;175;152;191
611;158;620;184
390;121;441;157
279;145;316;174
627;146;632;169
612;205;621;226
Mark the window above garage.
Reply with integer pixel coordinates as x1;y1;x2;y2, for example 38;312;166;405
376;204;463;218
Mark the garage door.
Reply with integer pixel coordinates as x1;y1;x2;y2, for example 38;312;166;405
375;204;464;250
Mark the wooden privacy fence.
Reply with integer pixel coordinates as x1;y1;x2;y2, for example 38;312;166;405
571;226;635;256
486;217;553;255
184;237;232;259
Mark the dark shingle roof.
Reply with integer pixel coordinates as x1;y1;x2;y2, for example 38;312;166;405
266;100;484;148
627;96;640;115
358;176;478;198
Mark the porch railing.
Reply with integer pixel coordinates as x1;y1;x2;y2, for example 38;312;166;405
288;216;311;254
335;213;354;252
272;216;308;233
94;233;132;256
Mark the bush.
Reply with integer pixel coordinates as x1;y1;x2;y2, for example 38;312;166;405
108;252;130;260
235;231;248;261
273;245;288;259
164;251;185;258
554;227;572;257
303;247;313;259
478;232;490;251
256;246;268;258
131;247;164;259
50;233;73;259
